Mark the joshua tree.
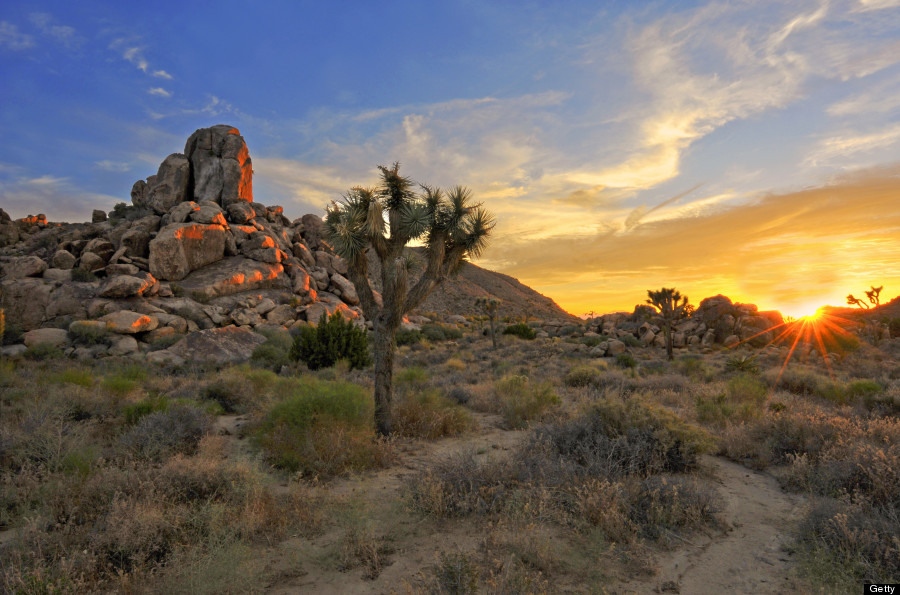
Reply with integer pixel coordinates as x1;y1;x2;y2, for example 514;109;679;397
476;296;501;349
865;285;883;307
847;294;869;309
848;285;883;309
646;287;690;360
325;163;494;435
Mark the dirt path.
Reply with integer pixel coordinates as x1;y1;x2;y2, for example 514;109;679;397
618;456;806;595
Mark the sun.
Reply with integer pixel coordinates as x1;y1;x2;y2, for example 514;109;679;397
781;303;826;321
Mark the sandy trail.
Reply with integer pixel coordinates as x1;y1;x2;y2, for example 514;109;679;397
617;455;806;595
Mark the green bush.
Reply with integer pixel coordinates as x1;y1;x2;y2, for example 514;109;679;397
123;395;170;425
69;323;111;346
565;365;601;387
495;375;559;428
251;329;293;372
421;323;463;342
502;323;536;340
290;312;371;370
254;378;392;476
396;327;424;345
620;334;641;348
726;374;767;404
23;343;63;360
615;353;637;369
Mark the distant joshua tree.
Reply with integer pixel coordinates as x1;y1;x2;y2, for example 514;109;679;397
646;287;691;360
476;296;501;349
325;163;494;435
847;285;883;309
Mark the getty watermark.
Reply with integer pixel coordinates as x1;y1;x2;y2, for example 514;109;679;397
865;585;899;594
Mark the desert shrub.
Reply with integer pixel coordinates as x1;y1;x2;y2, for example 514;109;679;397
696;393;760;425
422;323;463;342
395;327;424;345
70;267;98;282
23;343;63;361
253;378;392;476
290;311;371;370
445;357;466;371
771;367;841;401
446;386;472;405
528;400;712;478
725;355;759;374
726;374;767;404
1;320;23;346
615;353;637;369
55;368;95;387
122;395;170;425
189;290;211;304
565;365;601;388
430;550;480;594
68;324;110;346
147;333;181;352
673;355;707;378
845;379;882;400
558;325;581;337
628;475;720;540
392;388;471;439
251;329;292;372
797;499;899;587
580;334;609;347
502;323;536;340
494;375;559;429
120;406;212;461
620;334;641;348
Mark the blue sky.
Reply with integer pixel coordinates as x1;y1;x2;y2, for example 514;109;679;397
2;0;900;316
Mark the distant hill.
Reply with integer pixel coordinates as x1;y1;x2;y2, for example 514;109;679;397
366;248;578;323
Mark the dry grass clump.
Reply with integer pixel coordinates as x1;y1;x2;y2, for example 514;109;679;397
494;375;560;429
390;367;472;439
0;433;324;593
406;399;718;549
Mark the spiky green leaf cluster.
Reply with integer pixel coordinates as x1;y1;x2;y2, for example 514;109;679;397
324;163;494;263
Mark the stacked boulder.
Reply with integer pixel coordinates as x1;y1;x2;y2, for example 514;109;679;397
581;294;784;356
0;125;368;362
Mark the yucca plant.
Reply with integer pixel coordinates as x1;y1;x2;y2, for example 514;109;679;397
476;296;500;349
325;163;494;435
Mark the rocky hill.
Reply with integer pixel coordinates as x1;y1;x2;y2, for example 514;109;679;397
0;124;576;363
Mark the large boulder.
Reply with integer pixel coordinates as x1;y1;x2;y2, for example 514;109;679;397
2;256;47;279
2;279;52;330
23;328;69;348
177;256;287;299
99;274;156;298
184;125;253;208
330;273;359;305
100;310;159;334
166;325;265;364
149;223;227;281
148;153;191;214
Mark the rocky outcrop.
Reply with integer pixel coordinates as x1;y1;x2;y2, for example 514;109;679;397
163;325;265;364
184;125;253;207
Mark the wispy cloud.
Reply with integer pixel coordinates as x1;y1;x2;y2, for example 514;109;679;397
148;87;172;98
827;74;900;116
94;160;132;172
28;12;81;48
110;38;173;81
807;123;900;166
569;1;900;192
0;21;35;50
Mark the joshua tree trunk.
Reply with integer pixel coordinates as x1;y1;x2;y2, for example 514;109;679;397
372;319;396;436
664;320;674;360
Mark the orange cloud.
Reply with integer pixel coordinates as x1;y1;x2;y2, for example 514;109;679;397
479;164;900;317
